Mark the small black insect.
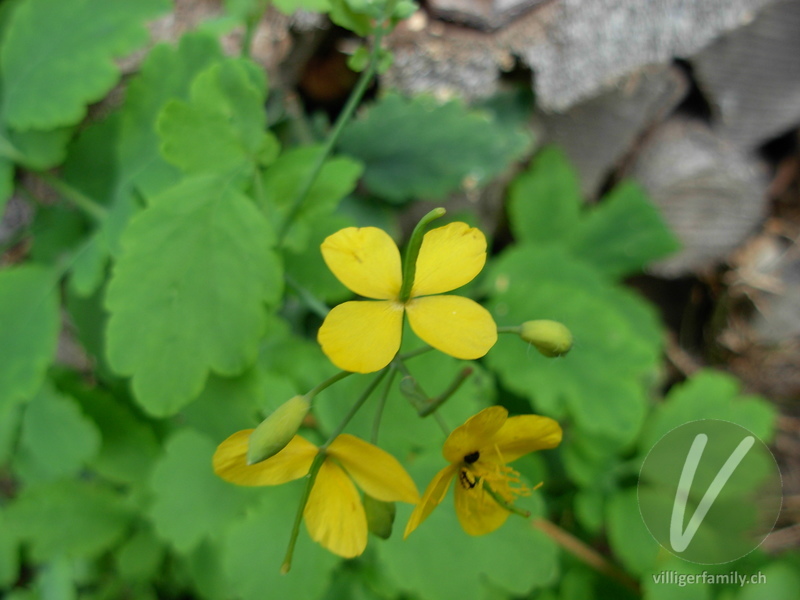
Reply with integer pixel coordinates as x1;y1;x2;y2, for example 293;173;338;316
459;469;478;489
464;451;480;464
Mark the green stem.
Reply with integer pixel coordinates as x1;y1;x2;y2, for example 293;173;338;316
276;0;399;245
281;450;327;574
37;172;107;223
397;345;433;361
371;367;397;443
497;326;522;335
418;367;472;417
240;0;268;58
320;368;389;449
397;207;446;302
306;371;351;401
282;368;388;572
285;274;330;319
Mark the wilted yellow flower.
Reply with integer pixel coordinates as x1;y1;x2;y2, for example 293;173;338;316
404;406;562;537
318;222;497;373
214;431;420;558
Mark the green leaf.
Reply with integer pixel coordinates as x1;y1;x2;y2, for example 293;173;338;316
737;561;800;600
7;480;132;561
0;506;20;588
158;58;275;178
105;175;283;416
261;146;363;249
508;146;582;244
15;383;101;483
60;33;224;296
34;558;76;600
379;453;558;599
486;245;662;444
71;384;161;485
0;0;170;129
273;0;331;14
223;486;340;600
567;181;679;278
5;126;73;169
0;265;60;411
180;370;263;441
338;94;529;203
116;526;166;583
642;558;712;600
148;429;252;553
638;369;777;453
0;157;12;213
605;488;660;576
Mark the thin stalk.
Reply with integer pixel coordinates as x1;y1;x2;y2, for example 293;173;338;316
281;451;326;574
285;274;330;319
533;518;641;594
371;366;397;443
320;368;389;449
38;172;107;223
418;367;472;417
482;481;530;518
397;207;446;302
305;371;351;400
497;325;522;335
398;345;434;361
276;0;400;244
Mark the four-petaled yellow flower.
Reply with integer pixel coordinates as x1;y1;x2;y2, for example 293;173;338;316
318;222;498;373
404;406;562;537
214;430;420;558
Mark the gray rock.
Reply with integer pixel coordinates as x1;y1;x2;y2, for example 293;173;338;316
692;0;800;149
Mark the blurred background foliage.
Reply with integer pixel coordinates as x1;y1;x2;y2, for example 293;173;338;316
1;0;800;599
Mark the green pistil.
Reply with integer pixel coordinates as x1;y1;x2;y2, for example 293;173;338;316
398;207;446;303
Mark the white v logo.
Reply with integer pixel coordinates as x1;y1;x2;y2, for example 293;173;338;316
670;433;755;552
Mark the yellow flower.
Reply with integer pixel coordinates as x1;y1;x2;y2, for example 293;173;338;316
317;222;498;373
404;406;562;537
213;430;420;558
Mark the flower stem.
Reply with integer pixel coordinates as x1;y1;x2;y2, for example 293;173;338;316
305;371;351;401
398;345;434;361
398;207;446;303
497;326;522;335
418;367;472;417
281;450;327;574
37;172;108;223
371;366;397;443
320;368;389;450
276;0;400;245
285;273;330;319
532;518;641;594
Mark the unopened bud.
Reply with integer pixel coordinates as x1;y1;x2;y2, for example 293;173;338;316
247;396;310;465
364;494;396;539
520;320;573;357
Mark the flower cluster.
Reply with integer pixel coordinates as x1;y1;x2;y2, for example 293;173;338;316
212;217;568;566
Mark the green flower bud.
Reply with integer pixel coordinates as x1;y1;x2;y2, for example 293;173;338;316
520;320;573;357
247;395;310;465
364;494;396;540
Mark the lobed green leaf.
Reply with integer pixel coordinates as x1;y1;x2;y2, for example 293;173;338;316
0;0;170;130
105;175;282;416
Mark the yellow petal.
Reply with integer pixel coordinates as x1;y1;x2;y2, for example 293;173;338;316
405;295;497;360
411;222;487;297
494;415;563;463
443;406;508;463
213;431;316;486
454;479;511;535
321;227;402;300
304;459;368;558
403;464;458;538
317;300;404;373
328;434;420;504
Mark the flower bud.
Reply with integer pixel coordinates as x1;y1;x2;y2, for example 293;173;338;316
247;395;310;465
520;320;573;357
364;494;396;540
